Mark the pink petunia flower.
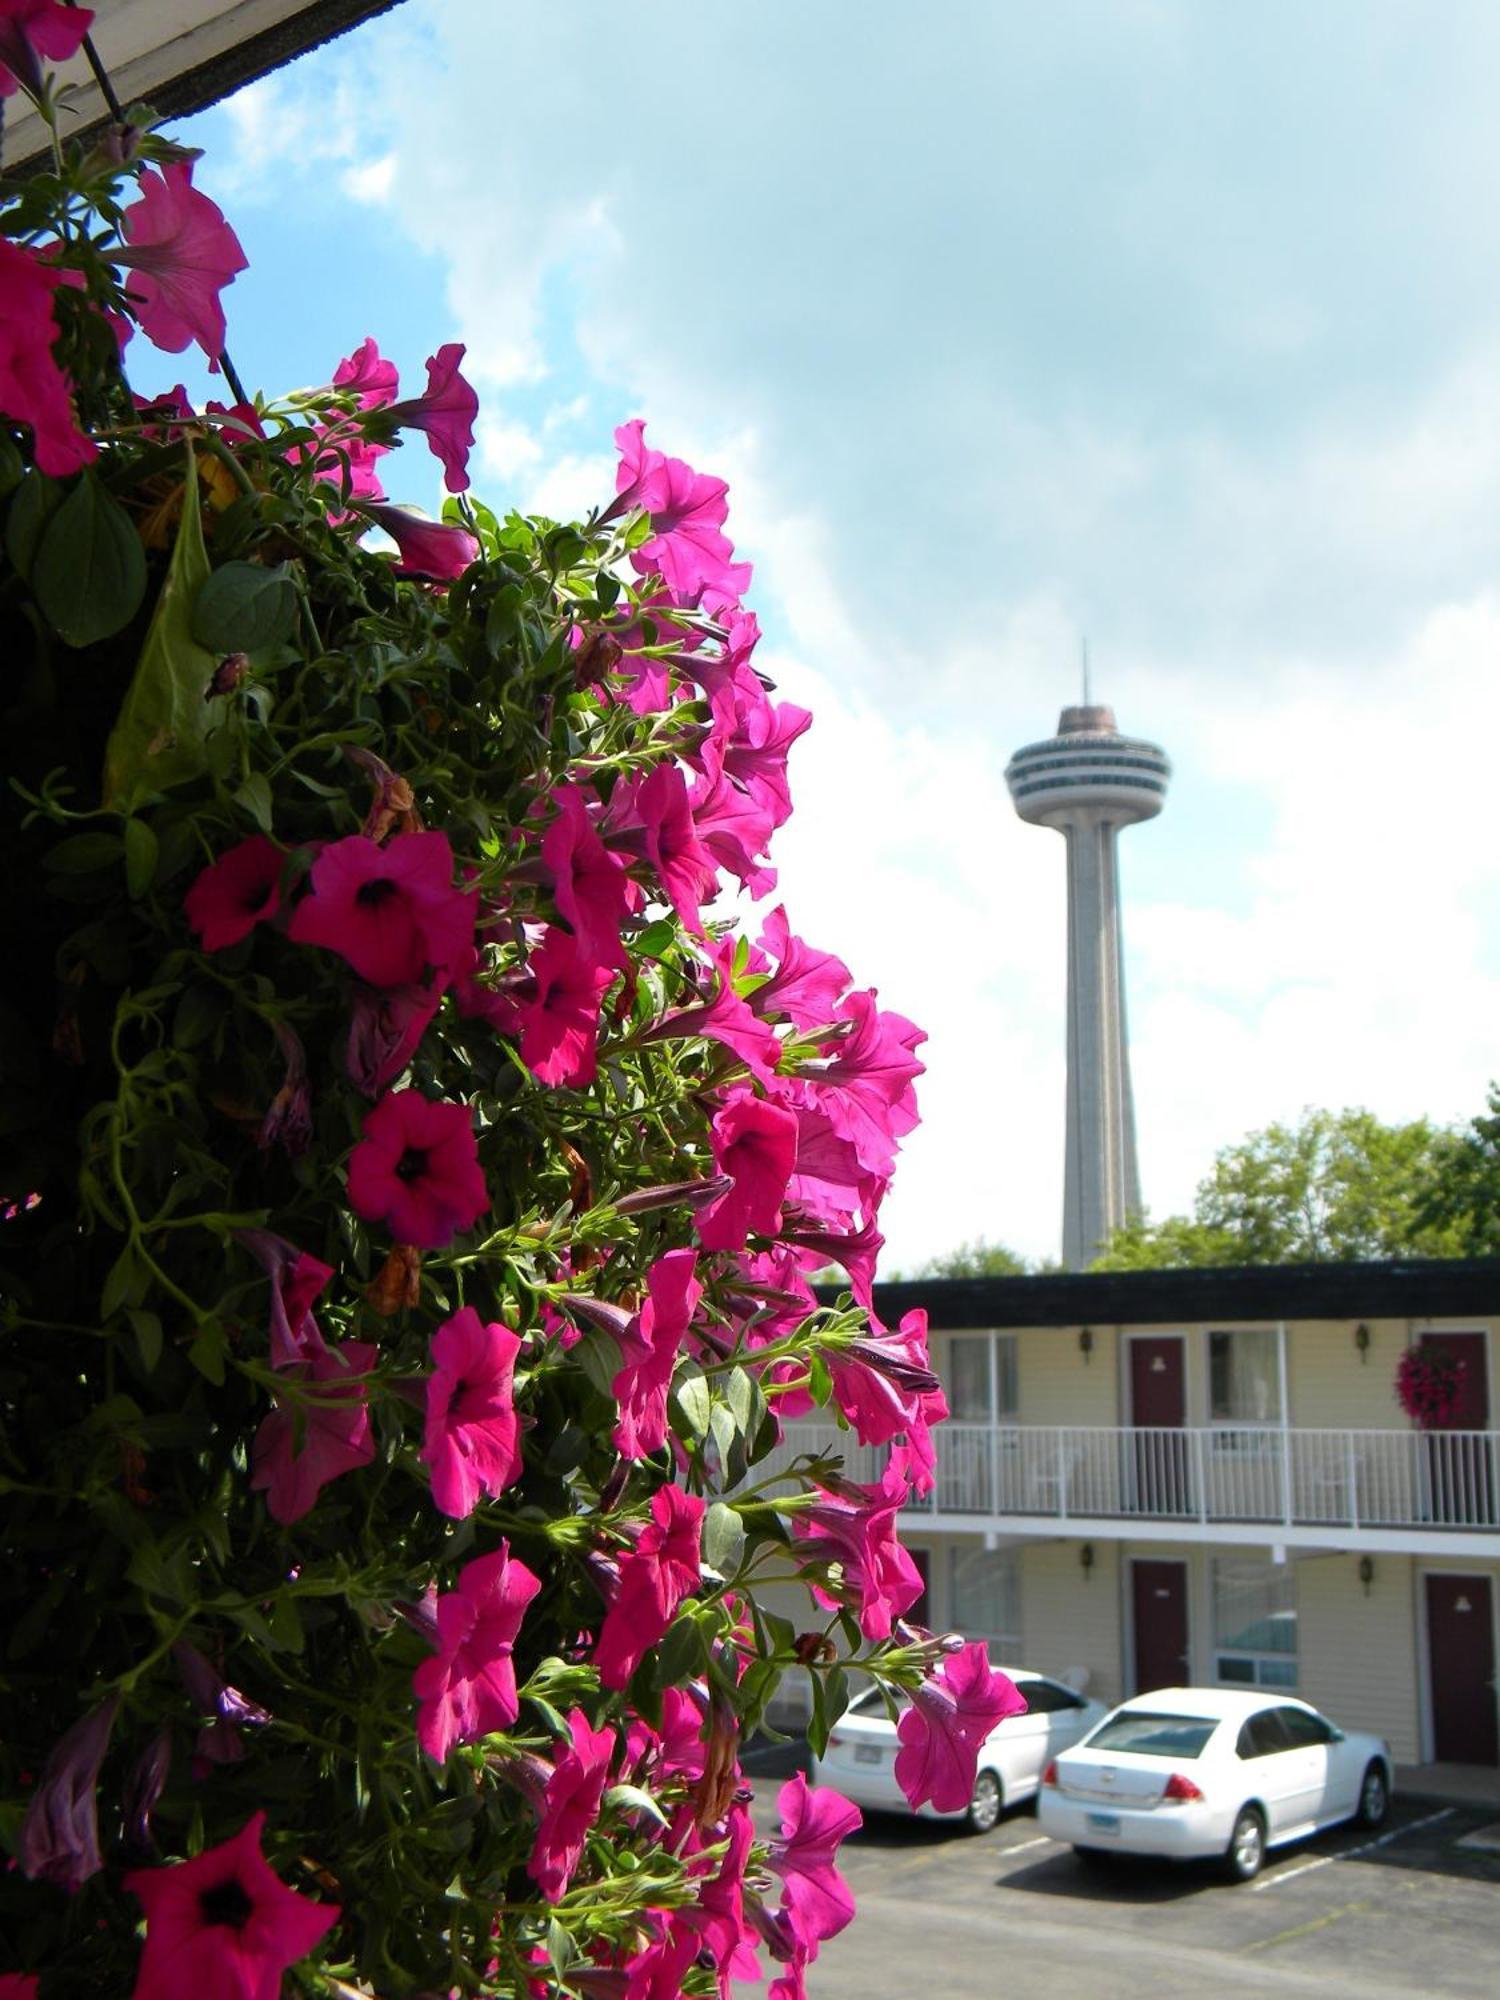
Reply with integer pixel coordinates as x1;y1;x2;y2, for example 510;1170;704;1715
412;1543;542;1762
541;783;634;970
17;1695;117;1892
766;1772;861;1949
790;1447;925;1641
0;238;97;476
250;1339;376;1525
0;1974;39;1999
123;1810;338;2000
172;1642;271;1775
421;1305;523;1518
610;420;752;611
611;1248;701;1460
893;1642;1027;1814
234;1230;334;1369
361;502;479;580
593;1485;705;1690
384;343;478;493
514;926;616;1088
0;1;92;99
528;1707;615;1903
114;162;248;360
183;834;282;951
287;829;473;989
637;943;781;1082
751;907;851;1030
608;762;719;933
697;1089;800;1252
346;1090;488;1249
332;336;399;409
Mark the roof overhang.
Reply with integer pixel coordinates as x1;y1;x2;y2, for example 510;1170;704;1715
2;0;407;169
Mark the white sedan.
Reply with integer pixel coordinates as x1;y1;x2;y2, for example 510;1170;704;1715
811;1670;1108;1834
1036;1687;1393;1882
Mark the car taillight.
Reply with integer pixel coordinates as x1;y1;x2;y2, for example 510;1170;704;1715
827;1733;846;1750
1041;1760;1058;1788
1161;1773;1204;1804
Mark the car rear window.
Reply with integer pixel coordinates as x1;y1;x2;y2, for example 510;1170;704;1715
1083;1712;1219;1759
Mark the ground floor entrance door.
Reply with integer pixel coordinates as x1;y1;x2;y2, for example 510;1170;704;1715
1426;1573;1498;1765
1131;1558;1189;1693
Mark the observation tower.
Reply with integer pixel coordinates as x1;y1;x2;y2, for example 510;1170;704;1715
1005;689;1170;1269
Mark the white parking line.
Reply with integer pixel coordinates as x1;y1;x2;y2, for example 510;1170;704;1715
1003;1835;1055;1853
1250;1807;1455;1891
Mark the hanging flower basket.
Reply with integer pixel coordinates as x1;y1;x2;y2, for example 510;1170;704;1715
1394;1346;1467;1430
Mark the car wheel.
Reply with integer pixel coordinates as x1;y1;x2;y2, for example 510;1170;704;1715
963;1768;1003;1835
1355;1761;1389;1829
1224;1805;1266;1884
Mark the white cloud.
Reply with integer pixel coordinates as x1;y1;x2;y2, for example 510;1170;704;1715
342;153;396;205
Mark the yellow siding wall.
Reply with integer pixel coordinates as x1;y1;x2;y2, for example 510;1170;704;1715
1019;1539;1124;1706
1287;1319;1413;1429
1015;1326;1117;1424
1295;1552;1420;1761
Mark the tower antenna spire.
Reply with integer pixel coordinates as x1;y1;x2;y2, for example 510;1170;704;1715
1081;635;1092;707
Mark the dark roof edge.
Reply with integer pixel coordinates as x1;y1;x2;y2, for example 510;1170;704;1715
10;0;408;170
817;1258;1500;1330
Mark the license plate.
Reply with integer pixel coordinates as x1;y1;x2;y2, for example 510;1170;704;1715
1085;1812;1121;1833
854;1743;883;1765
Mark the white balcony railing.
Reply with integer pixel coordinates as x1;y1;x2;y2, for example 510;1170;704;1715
765;1423;1500;1534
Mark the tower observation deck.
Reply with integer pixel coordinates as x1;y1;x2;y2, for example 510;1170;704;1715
1005;703;1170;1270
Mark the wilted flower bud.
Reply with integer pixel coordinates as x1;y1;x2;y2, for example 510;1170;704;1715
18;1695;119;1892
206;651;250;698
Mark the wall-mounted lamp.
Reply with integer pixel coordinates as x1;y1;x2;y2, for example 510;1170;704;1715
1080;1542;1095;1581
1358;1556;1375;1598
1354;1323;1371;1364
1079;1326;1094;1364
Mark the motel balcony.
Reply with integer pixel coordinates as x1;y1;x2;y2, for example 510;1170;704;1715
766;1421;1500;1556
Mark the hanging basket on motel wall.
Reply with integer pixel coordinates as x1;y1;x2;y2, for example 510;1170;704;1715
1394;1346;1467;1430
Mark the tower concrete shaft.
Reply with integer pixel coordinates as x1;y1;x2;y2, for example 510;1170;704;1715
1005;703;1169;1270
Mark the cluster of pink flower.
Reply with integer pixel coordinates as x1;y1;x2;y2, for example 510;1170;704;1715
1394;1344;1467;1431
1;13;1028;1989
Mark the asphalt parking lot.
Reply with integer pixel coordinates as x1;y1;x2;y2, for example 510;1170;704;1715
752;1784;1500;2000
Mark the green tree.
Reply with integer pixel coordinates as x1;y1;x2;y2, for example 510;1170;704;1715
1093;1107;1464;1268
1415;1083;1500;1255
907;1236;1033;1279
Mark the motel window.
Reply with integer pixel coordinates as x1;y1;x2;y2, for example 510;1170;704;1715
1208;1328;1282;1425
947;1334;1018;1423
950;1546;1021;1655
1212;1557;1298;1690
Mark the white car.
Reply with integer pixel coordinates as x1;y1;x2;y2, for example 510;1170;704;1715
811;1669;1108;1834
1036;1687;1393;1882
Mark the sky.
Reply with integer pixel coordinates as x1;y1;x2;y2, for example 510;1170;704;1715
135;0;1500;1271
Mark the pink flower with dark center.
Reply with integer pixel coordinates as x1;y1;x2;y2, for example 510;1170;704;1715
0;238;97;476
697;1089;800;1252
385;343;478;493
288;830;473;989
528;1707;615;1903
362;502;479;580
593;1485;705;1689
123;1810;338;2000
345;975;447;1097
250;1339;376;1525
611;1248;702;1460
114;162;248;359
515;926;616;1088
183;834;282;951
346;1091;488;1249
17;1695;117;1892
894;1642;1027;1813
412;1542;542;1762
421;1305;523;1518
233;1230;333;1369
542;783;633;970
0;1;92;99
766;1772;861;1949
790;1448;925;1641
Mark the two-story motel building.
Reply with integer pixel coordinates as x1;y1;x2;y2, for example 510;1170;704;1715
771;1260;1500;1772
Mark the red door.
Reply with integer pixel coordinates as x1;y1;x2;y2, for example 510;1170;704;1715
1426;1575;1498;1766
1132;1559;1189;1693
1129;1337;1189;1513
1420;1334;1494;1526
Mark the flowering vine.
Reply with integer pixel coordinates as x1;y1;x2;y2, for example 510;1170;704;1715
0;35;1021;2000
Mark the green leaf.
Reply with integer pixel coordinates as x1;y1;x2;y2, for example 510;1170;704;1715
100;1242;144;1320
191;560;297;652
725;1365;756;1432
101;442;222;809
674;1371;712;1439
187;1319;227;1386
603;1783;670;1828
5;469;61;579
43;830;124;874
233;772;274;833
650;1613;706;1691
0;437;23;501
268;1592;305;1655
33;470;147;647
126;1308;163;1373
709;1401;738;1467
702;1501;745;1578
123;817;159;898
